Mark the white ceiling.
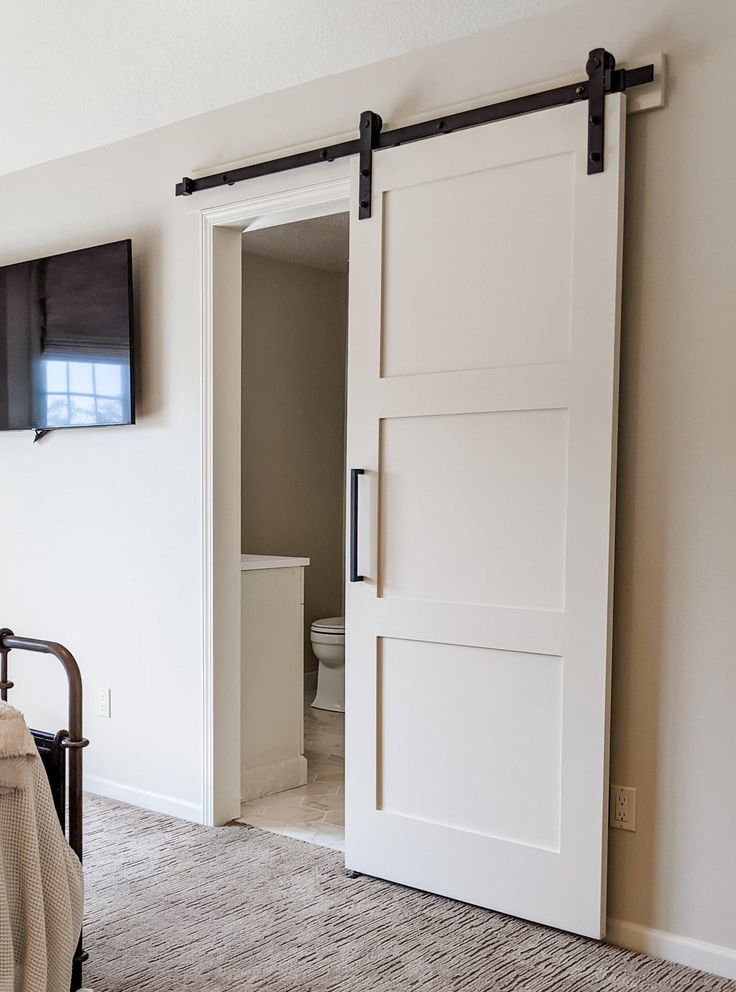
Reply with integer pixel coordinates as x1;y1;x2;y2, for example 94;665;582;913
243;214;350;273
0;0;575;178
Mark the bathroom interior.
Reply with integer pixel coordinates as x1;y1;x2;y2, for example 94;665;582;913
237;212;350;851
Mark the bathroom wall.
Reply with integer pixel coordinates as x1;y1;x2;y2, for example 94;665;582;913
241;252;348;672
0;0;735;974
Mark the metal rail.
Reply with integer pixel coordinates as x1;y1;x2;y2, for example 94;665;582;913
0;629;89;990
175;51;654;207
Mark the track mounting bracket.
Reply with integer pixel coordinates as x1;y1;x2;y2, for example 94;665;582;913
586;48;616;175
358;111;382;220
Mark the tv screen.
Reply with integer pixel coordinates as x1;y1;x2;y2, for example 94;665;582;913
0;239;135;432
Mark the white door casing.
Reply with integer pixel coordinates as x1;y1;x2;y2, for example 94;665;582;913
197;174;352;826
345;95;626;938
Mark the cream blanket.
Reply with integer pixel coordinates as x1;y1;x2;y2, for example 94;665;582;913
0;702;84;992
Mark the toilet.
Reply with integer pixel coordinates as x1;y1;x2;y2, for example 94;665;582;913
310;616;345;712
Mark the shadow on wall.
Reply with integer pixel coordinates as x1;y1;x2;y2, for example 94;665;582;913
607;106;671;930
131;226;164;421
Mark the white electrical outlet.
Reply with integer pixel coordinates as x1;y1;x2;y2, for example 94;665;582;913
96;687;111;719
610;785;636;831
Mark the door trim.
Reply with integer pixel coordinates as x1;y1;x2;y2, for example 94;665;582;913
198;170;351;825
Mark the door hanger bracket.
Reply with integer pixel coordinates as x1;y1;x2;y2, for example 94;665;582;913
586;48;616;175
358;111;383;219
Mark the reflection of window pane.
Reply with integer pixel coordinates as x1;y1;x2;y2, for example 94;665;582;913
68;362;94;394
45;361;67;392
40;358;129;428
46;396;69;426
94;363;122;397
69;395;96;425
96;398;124;423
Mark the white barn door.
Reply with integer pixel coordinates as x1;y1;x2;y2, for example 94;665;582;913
345;95;626;939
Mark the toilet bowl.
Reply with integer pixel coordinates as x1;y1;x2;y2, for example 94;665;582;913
310;616;345;712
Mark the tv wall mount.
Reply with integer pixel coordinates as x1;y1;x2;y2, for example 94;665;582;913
175;48;654;218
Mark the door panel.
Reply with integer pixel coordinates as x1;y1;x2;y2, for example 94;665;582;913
379;409;569;609
345;95;626;939
381;152;575;377
377;637;563;850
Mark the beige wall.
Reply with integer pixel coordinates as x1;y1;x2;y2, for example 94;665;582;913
241;253;347;671
0;0;734;966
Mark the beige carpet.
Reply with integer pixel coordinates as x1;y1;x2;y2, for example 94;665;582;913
81;795;734;992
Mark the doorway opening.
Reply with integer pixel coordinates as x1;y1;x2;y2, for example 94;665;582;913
236;212;350;852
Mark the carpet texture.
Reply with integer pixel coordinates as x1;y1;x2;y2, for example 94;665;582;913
81;795;734;992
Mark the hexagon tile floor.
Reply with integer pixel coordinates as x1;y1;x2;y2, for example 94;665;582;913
237;691;345;851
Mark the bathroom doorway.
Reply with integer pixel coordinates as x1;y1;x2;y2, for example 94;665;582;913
237;212;349;851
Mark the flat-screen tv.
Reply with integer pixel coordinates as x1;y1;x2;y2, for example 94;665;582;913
0;239;135;433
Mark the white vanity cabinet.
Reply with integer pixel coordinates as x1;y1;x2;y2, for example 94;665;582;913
240;554;310;802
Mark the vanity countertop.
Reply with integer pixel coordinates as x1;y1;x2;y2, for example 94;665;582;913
241;554;310;572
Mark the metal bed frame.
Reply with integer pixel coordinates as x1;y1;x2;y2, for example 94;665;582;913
0;629;89;992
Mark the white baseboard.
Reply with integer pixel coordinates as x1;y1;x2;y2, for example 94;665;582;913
304;670;317;692
607;917;736;982
241;755;308;803
85;773;203;823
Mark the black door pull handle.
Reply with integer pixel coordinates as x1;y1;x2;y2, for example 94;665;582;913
350;468;365;582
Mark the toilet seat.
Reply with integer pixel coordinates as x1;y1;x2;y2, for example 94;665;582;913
310;616;345;635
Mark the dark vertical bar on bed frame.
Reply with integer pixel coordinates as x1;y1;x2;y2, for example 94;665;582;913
0;630;89;992
0;630;13;702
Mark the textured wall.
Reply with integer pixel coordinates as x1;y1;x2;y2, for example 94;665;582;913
0;0;575;177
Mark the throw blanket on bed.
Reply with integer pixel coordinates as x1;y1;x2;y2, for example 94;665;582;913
0;702;83;992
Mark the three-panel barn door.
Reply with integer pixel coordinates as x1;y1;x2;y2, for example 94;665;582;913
344;94;626;939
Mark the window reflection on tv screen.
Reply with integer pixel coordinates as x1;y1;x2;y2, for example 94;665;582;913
0;239;134;431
